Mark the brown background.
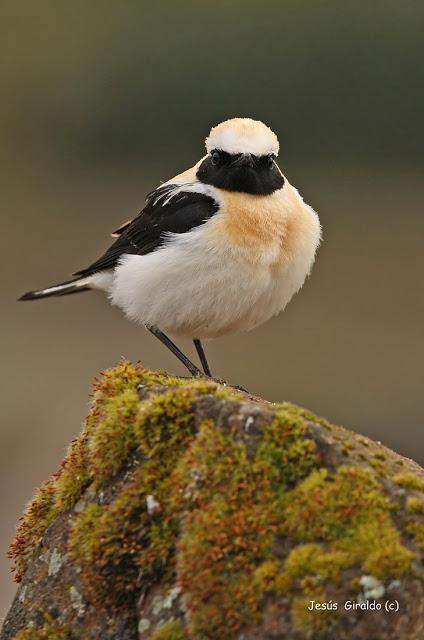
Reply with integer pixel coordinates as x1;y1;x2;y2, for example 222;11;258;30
1;1;423;619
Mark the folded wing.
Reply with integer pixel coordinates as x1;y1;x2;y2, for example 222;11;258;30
74;184;219;278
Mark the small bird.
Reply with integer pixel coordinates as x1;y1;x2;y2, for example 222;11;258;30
20;118;321;379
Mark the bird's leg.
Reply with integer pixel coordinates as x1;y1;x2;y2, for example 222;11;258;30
147;326;202;377
193;339;212;377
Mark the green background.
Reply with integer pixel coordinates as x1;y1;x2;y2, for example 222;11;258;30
1;1;423;616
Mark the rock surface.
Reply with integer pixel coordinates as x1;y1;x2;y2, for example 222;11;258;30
2;362;424;640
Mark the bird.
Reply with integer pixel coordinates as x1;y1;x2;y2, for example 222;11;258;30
19;117;321;380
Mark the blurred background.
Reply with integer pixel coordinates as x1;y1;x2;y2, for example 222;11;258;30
1;0;423;618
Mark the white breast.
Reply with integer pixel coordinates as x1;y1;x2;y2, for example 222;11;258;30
109;182;321;339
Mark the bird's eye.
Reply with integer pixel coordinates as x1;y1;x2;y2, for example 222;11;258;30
211;150;221;166
267;154;276;167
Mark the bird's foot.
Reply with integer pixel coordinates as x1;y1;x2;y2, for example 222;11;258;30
174;373;249;394
232;383;249;393
178;371;250;395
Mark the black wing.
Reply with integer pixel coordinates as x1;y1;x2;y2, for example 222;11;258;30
74;184;219;278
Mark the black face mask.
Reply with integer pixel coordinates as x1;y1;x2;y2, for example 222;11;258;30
197;150;285;195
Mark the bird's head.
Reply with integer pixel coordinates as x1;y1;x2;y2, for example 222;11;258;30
197;118;284;195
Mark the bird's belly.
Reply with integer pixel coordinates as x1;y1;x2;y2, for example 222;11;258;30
110;227;313;339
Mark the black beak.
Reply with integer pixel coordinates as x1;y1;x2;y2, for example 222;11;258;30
233;153;254;168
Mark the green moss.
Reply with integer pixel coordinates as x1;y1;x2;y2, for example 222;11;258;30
9;362;229;584
406;522;424;550
133;387;205;459
68;381;240;604
256;542;351;616
373;452;387;461
13;624;76;640
89;387;141;484
86;361;196;486
361;538;414;578
393;472;424;492
333;513;415;580
8;362;149;579
9;480;56;582
92;360;180;396
173;425;274;637
9;362;421;640
172;407;320;639
54;430;92;512
51;364;149;510
148;621;185;640
345;519;414;578
255;405;319;490
291;588;336;635
284;466;393;540
274;572;294;595
277;402;330;430
285;544;351;582
285;543;322;576
406;497;424;515
254;560;280;591
280;466;414;587
177;497;269;637
68;504;104;562
350;576;362;593
370;457;388;474
69;386;203;602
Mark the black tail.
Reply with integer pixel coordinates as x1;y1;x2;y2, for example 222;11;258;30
19;277;90;301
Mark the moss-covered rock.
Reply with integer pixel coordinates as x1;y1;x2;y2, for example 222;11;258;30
2;361;424;640
13;623;75;640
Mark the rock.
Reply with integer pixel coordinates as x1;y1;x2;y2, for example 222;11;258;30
2;361;424;640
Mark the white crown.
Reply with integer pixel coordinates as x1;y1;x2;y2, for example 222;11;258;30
205;118;279;157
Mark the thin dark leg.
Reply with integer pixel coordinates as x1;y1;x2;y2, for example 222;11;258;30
147;326;202;377
193;339;212;377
